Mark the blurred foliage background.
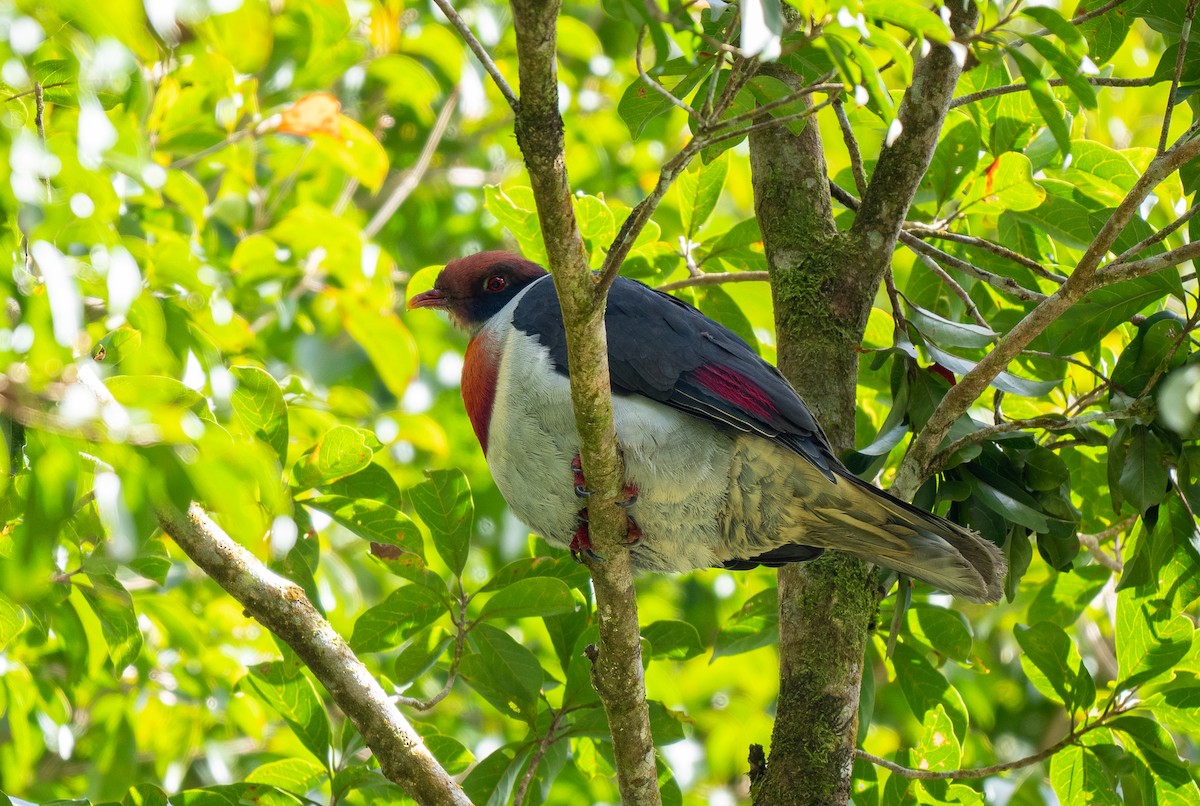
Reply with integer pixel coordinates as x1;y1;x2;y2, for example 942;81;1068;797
1;0;1199;804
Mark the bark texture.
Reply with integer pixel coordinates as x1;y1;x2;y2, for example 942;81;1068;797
508;1;662;803
157;505;469;806
750;114;877;806
749;4;978;802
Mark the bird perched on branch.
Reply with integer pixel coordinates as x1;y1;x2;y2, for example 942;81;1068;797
408;251;1005;602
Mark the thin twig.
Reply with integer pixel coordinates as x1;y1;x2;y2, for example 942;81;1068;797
829;182;1048;302
1095;239;1200;285
1078;516;1135;572
261;141;315;227
395;594;470;711
431;0;518;113
599;142;702;291
833;97;867;195
933;408;1144;471
707;81;843;135
1159;0;1199;155
1113;203;1200;264
170;128;256;169
950;76;1156;109
856;701;1132;780
1070;0;1129;26
512;709;566;806
912;253;993;332
656;271;771;292
365;89;459;239
1023;349;1113;384
635;27;698;118
905;225;1066;284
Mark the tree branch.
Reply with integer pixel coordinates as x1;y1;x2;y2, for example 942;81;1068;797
904;225;1066;284
950;76;1156;109
656;271;771;292
830;182;1048;302
857;696;1135;781
507;2;662;803
431;0;518;112
156;504;470;806
365;89;459;240
1158;0;1199;155
851;2;978;269
892;133;1200;498
1096;238;1200;285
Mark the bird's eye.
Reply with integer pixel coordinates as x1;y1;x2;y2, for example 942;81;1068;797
485;275;507;292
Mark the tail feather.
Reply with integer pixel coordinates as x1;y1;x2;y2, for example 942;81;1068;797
809;470;1006;603
722;436;1006;602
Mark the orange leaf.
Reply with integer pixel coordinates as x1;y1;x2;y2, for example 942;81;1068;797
278;92;342;137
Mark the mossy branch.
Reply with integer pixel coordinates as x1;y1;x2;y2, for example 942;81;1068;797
507;1;663;803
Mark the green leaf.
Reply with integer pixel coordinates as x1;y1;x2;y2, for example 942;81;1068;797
409;469;473;577
909;605;972;663
1150;678;1200;735
294;425;375;487
79;572;143;671
485;184;548;264
1021;7;1088;57
1050;745;1119;805
244;662;333;768
337;290;418;400
459;623;543;723
1027;564;1111;627
575;194;616;268
0;594;28;651
424;734;475;776
304;495;424;557
1035;277;1172;356
711;588;778;660
961;152;1046;213
478;577;578;622
245;758;328;794
230;365;288;463
324;462;402;509
310;115;389;192
1025;35;1097;110
480;555;591;594
927;116;982;207
617;60;706;139
964;469;1050;533
676;151;728;240
914;704;961;772
864;0;954;44
1076;0;1132;64
923;342;1059;397
643;620;705;661
1007;46;1070;156
393;627;451;687
892;642;968;738
1115;590;1193;688
1014;622;1095;712
1118;428;1169;515
350;584;448;653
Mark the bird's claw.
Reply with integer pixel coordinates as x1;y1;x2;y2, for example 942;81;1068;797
571;547;606;564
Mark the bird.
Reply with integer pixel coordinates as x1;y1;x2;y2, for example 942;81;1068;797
408;251;1005;602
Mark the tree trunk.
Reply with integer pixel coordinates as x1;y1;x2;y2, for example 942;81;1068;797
748;113;879;806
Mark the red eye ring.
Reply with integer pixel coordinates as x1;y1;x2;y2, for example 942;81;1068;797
485;275;507;292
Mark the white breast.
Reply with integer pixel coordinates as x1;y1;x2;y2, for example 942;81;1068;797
481;279;737;572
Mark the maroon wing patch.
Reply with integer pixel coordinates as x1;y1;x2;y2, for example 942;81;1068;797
691;363;779;421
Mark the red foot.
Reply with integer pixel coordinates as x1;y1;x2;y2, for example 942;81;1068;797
571;454;640;506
